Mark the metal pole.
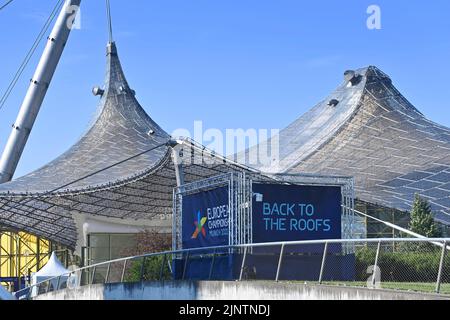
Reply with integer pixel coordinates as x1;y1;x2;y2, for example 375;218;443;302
140;257;146;282
209;249;217;280
319;242;329;284
90;266;96;285
0;0;82;183
372;241;382;287
120;259;128;283
436;241;447;294
239;246;248;281
172;146;185;187
56;275;61;291
106;0;114;43
172;189;177;252
15;234;21;291
36;236;41;271
105;262;111;284
182;252;190;280
81;246;86;268
159;254;167;281
26;286;32;300
275;244;285;282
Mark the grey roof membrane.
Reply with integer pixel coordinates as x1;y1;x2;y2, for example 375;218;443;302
0;43;251;248
0;42;171;195
244;66;450;225
1;43;448;247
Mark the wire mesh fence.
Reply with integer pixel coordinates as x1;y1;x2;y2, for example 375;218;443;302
14;238;450;299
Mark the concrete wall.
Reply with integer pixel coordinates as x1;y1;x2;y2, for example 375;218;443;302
35;281;449;300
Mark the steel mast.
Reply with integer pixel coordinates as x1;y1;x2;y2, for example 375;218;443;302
0;0;81;183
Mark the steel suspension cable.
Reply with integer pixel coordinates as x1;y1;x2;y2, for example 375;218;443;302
0;141;171;224
0;0;14;12
0;0;64;111
106;0;113;43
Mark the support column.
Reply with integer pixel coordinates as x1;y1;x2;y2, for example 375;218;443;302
0;0;82;183
170;142;185;187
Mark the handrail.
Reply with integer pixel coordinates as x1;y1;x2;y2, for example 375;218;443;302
14;237;450;298
350;208;450;250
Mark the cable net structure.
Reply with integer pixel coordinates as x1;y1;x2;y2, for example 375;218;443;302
0;42;259;250
1;27;448;272
242;67;450;228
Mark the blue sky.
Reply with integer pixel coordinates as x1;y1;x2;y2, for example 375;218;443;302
0;0;449;178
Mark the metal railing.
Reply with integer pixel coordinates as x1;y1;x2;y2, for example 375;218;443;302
14;238;450;299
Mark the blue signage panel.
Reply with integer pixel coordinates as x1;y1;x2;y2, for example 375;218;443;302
252;184;342;243
182;186;229;249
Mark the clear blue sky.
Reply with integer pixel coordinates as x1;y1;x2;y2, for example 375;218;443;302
0;0;449;178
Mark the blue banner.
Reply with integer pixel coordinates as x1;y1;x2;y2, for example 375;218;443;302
182;186;229;249
252;184;342;243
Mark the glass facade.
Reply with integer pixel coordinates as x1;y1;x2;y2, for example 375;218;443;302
355;200;449;238
86;233;137;266
0;231;69;291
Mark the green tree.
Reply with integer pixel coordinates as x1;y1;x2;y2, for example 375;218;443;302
409;194;441;238
121;231;173;282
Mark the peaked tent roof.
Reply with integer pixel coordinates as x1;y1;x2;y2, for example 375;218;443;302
0;42;258;248
34;252;69;277
244;66;450;224
0;284;14;301
0;42;170;195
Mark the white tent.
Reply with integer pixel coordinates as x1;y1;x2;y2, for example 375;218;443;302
0;284;14;300
31;252;70;297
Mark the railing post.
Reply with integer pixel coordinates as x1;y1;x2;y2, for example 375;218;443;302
209;249;217;281
90;266;96;285
80;269;87;286
182;252;190;281
140;257;147;282
275;244;285;282
319;242;329;284
372;241;382;287
105;262;111;284
26;286;32;300
239;246;248;281
121;259;128;283
74;271;81;288
160;254;167;281
56;275;61;291
66;272;74;290
81;246;86;268
436;241;447;294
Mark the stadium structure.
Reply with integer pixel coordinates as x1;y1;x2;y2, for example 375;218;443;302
1;0;449;293
0;0;263;291
0;40;260;288
242;67;450;236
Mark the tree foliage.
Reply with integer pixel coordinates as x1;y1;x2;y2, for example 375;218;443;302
122;231;173;282
409;194;441;238
134;230;172;255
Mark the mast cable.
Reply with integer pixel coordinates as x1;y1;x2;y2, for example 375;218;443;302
0;142;170;230
0;0;14;12
106;0;114;43
0;0;64;112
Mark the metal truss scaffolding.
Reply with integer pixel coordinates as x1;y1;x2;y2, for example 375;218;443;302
173;172;356;252
173;172;254;251
242;66;450;226
0;230;69;291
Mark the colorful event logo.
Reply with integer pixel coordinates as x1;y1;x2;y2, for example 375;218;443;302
191;211;207;239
